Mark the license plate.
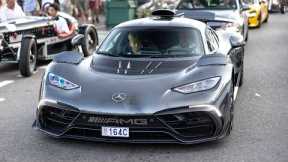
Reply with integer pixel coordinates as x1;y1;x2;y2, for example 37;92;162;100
9;34;22;43
101;127;129;138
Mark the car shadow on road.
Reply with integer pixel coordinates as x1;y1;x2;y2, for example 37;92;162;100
0;63;18;73
0;61;51;77
36;133;227;153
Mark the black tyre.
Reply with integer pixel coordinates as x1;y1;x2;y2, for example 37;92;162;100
256;15;262;28
81;26;98;57
239;66;244;87
19;37;37;77
245;30;249;42
226;82;235;136
280;5;285;14
263;13;269;23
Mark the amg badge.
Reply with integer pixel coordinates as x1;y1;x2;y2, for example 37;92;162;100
88;117;148;126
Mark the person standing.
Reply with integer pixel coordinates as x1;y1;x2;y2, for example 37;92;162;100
72;0;88;23
88;0;101;24
0;0;4;21
0;0;25;21
17;0;23;9
23;0;37;15
59;0;72;14
0;0;3;9
40;0;59;8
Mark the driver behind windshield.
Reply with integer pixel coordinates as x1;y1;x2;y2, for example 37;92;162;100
47;3;70;38
0;0;25;22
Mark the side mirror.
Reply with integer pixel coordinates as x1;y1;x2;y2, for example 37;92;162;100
241;4;250;11
230;33;246;48
71;34;84;47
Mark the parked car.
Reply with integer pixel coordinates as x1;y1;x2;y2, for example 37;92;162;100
33;10;245;144
268;0;287;13
137;0;179;18
176;0;249;42
244;0;269;27
0;13;98;77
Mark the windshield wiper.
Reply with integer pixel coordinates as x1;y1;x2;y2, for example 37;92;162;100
140;50;162;55
97;51;120;57
150;54;199;58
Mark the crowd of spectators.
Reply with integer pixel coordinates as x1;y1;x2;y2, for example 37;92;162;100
0;0;103;24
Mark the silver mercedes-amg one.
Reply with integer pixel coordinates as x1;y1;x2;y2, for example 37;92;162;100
33;10;245;144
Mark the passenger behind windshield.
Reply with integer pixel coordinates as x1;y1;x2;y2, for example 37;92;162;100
98;28;204;58
128;33;142;55
0;0;25;22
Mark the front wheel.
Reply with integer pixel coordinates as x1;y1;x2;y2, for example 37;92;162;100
239;66;244;87
19;37;37;77
226;82;235;136
80;26;98;57
263;12;269;23
245;30;249;42
280;5;285;14
256;15;262;28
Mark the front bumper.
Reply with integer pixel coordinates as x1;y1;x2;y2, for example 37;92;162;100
33;98;231;144
248;15;260;27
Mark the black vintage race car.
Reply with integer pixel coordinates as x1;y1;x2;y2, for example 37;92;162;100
33;10;245;144
0;13;98;77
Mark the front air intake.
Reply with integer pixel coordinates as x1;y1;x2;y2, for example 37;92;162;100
39;106;79;134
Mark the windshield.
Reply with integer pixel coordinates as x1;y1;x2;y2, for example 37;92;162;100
243;0;259;4
97;27;205;58
177;0;238;10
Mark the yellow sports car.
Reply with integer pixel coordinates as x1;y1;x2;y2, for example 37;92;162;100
246;0;269;27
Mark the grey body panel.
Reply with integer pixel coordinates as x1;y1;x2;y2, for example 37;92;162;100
42;55;233;114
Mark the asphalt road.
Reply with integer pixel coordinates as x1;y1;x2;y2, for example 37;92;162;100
0;14;288;162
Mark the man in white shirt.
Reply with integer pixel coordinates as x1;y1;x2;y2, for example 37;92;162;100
0;0;25;22
41;0;59;8
47;3;71;37
0;0;4;12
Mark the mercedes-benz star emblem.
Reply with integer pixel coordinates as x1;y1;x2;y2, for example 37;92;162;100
112;93;127;103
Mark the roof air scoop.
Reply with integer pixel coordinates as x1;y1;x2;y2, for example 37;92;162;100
151;9;178;19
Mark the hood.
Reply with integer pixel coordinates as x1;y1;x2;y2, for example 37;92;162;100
91;55;200;76
45;55;222;114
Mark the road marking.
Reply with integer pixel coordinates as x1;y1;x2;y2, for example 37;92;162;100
255;93;261;97
0;80;15;88
0;98;5;102
234;86;239;101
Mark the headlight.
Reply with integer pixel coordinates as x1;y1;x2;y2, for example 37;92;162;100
173;77;221;94
247;10;257;17
48;73;80;90
222;22;241;33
